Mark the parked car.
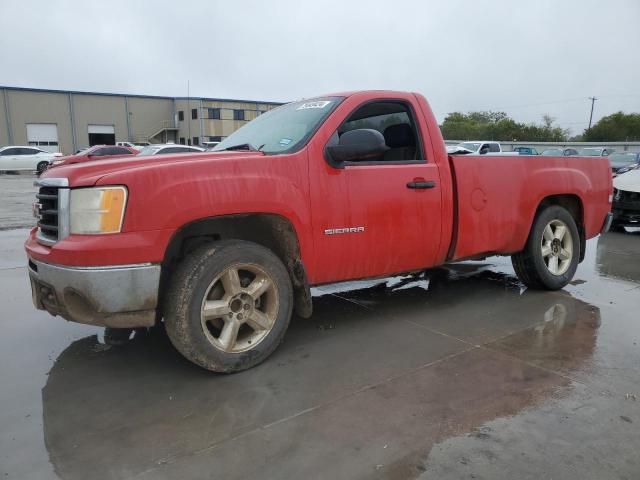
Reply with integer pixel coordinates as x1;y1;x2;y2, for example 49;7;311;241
608;152;640;176
133;142;151;148
0;146;62;173
541;148;579;157
0;145;62;174
577;147;615;157
116;141;136;148
48;145;139;169
450;141;502;155
27;90;612;373
611;169;640;230
513;146;539;155
137;144;204;156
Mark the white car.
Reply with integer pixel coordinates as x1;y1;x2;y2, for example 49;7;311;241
611;169;640;231
577;147;616;157
449;141;503;155
136;144;204;156
447;141;517;156
0;146;62;173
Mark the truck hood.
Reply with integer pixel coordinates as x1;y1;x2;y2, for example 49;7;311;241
613;169;640;193
39;151;265;186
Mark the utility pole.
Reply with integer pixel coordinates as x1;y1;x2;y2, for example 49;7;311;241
187;80;191;145
587;96;597;130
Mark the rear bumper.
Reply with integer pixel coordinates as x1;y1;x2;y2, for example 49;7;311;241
28;257;161;328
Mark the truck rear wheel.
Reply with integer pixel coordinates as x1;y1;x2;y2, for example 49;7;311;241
164;240;293;372
511;205;580;290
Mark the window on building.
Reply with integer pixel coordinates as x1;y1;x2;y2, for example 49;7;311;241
187;138;192;145
193;137;199;145
208;108;221;119
192;108;198;120
178;110;184;121
233;109;245;121
208;136;222;142
179;137;185;145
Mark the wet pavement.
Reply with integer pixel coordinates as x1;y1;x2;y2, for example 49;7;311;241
0;227;639;479
0;175;38;231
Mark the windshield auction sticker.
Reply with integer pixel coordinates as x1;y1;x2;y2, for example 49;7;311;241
297;100;332;110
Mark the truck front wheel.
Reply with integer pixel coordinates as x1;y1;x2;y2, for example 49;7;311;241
511;205;580;290
164;240;293;372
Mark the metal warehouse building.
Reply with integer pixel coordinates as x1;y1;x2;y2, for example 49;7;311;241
0;86;282;154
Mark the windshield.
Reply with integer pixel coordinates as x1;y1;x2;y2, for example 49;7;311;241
577;148;602;156
458;142;481;152
212;97;343;154
609;153;637;165
137;145;164;156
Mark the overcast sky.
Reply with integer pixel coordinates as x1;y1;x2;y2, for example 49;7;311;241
1;0;639;134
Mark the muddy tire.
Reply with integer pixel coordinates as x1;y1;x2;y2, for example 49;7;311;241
36;161;49;175
511;205;580;290
164;240;293;372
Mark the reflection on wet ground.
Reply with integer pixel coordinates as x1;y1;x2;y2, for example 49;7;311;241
1;231;639;479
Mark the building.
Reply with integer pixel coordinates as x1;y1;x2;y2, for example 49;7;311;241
0;86;282;154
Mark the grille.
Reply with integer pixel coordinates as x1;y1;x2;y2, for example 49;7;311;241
36;186;59;242
616;190;640;203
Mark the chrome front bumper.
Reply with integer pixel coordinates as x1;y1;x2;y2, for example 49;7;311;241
28;258;161;328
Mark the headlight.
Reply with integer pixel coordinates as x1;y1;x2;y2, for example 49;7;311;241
52;160;64;165
70;186;127;234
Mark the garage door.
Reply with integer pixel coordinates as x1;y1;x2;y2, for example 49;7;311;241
26;124;59;152
88;124;116;146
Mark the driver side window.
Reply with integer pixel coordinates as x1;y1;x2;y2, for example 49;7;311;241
335;101;424;163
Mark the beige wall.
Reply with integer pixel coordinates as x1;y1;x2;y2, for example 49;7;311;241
2;88;281;153
0;90;8;146
4;89;75;153
182;99;280;143
127;96;175;142
71;94;128;150
174;99;201;144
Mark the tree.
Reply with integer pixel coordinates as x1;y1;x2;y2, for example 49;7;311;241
583;112;640;141
440;111;568;142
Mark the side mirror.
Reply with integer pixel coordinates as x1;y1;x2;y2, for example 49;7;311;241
325;129;388;166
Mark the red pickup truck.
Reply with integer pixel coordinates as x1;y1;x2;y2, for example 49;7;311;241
26;91;613;372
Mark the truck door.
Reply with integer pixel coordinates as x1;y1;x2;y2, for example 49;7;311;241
308;98;442;284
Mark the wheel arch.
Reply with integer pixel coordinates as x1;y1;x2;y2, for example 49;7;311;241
158;213;312;321
534;194;586;262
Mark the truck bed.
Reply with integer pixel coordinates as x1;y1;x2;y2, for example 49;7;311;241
448;154;612;261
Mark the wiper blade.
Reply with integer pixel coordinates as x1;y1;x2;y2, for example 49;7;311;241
220;143;259;152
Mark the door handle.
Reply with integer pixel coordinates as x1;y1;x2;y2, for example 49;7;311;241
406;180;436;189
